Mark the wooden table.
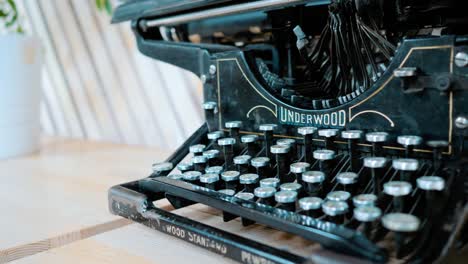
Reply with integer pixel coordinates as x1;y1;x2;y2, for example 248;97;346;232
0;138;168;262
0;138;363;264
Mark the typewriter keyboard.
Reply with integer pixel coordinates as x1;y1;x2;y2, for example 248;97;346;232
149;118;462;261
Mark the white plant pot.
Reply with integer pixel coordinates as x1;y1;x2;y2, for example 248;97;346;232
0;35;42;159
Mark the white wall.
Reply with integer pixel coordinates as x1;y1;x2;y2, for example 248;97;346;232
18;0;204;150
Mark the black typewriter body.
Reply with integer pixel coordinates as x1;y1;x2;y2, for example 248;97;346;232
109;1;468;263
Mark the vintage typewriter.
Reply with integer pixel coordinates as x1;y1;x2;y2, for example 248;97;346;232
108;0;468;263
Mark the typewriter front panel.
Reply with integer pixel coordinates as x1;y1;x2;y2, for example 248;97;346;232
211;36;462;155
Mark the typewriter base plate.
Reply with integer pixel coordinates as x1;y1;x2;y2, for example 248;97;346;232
168;203;371;264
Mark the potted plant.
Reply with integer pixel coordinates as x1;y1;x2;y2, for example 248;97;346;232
0;0;43;159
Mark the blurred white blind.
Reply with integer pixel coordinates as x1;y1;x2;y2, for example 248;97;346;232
18;0;204;150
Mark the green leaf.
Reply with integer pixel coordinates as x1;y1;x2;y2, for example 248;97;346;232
95;0;105;10
104;0;112;15
1;0;24;33
95;0;112;15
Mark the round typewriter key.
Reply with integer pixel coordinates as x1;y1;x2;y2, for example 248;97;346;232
226;121;242;152
207;130;224;141
259;124;277;159
298;126;317;164
313;149;335;192
341;130;363;172
427;140;449;173
313;149;335;160
299;197;323;217
207;131;223;150
382;213;420;232
260;177;280;189
366;132;389;142
277;138;296;147
233;155;251;173
205;165;223;174
259;124;277;131
251;157;270;179
275;190;298;211
290;162;310;185
326;191;351;202
417;176;445;217
203;149;220;166
183;171;202;186
207;131;224;152
392;158;419;171
218;137;236;146
384;181;412;212
226;121;242;129
327;190;352;219
392;158;419;183
298;127;317;136
200;173;220;190
280;183;302;196
384;181;412;196
353;194;378;207
177;162;193;173
336;172;358;184
341;130;363;139
397;135;423;157
366;132;389;156
192;155;207;172
364;157;387;194
218;137;236;170
203;102;217;131
167;174;184;181
302;171;325;196
234;155;251;164
397;135;423;146
290;162;311;173
221;170;240;191
417;176;445;191
381;213;420;257
241;134;259;143
218;189;235;196
364;157;387;168
336;172;358;194
241;135;258;156
277;138;297;161
318;128;339;137
240;173;259;193
322;200;348;224
354;206;382;237
152;162;173;175
235;192;255;201
189;144;206;156
354;206;382;222
234;191;256;226
318;128;339;150
271;144;292;182
270;144;289;153
254;186;276;206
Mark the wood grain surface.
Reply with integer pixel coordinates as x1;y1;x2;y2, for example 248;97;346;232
0;138;170;262
11;203;367;264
